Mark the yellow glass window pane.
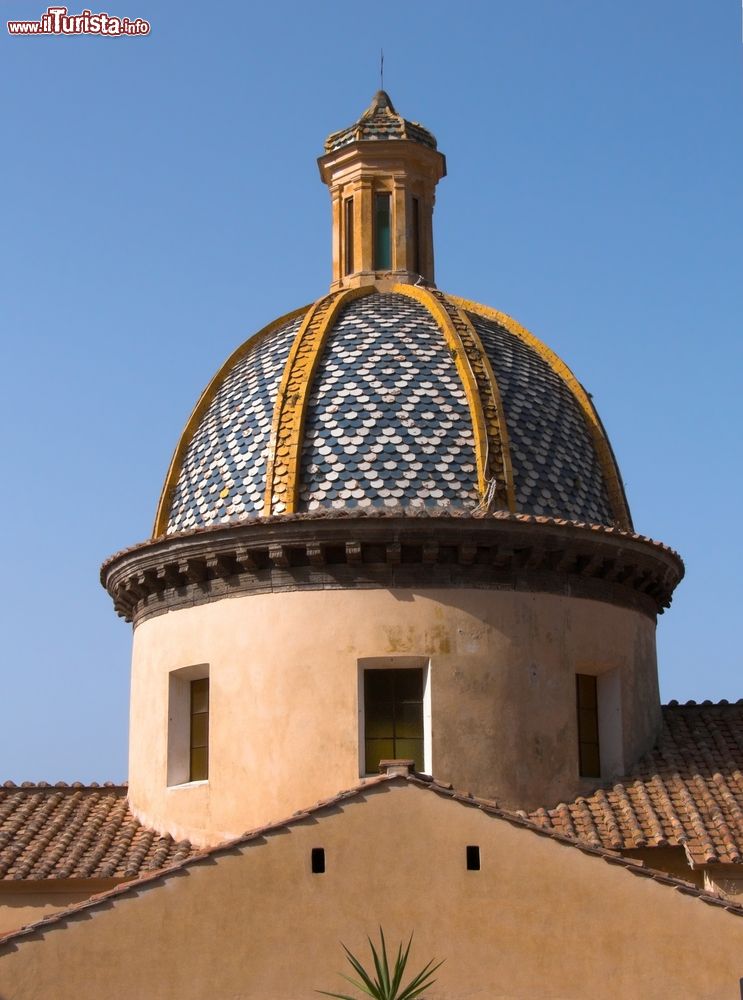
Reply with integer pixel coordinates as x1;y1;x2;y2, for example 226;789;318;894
395;702;423;739
191;678;209;714
394;738;424;771
365;718;394;739
365;739;394;774
190;712;208;748
190;747;208;781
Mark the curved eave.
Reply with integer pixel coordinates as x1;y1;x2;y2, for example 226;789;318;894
102;510;685;626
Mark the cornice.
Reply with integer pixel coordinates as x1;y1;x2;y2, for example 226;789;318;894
101;512;684;626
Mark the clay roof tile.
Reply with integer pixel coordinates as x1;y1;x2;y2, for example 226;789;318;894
3;772;743;953
530;702;743;865
0;785;194;882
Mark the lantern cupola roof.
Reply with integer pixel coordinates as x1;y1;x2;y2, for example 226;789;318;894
323;90;438;153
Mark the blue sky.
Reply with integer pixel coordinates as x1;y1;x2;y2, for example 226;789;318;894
1;1;741;781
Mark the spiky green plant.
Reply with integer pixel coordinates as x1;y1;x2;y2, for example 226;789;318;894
317;928;443;1000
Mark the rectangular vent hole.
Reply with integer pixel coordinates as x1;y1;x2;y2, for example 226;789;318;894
466;845;480;871
311;847;325;874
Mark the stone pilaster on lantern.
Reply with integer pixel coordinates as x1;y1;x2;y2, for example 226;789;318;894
318;91;447;290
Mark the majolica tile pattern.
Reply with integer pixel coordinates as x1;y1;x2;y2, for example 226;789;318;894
0;785;193;880
467;311;614;525
164;291;620;532
167;315;303;534
297;294;478;513
530;702;743;866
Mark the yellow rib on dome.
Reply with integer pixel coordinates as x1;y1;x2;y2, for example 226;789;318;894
263;285;376;516
394;284;516;512
448;294;633;531
152;304;310;538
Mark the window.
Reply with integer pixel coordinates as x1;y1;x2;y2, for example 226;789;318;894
411;196;420;275
363;668;424;773
576;674;600;777
189;678;209;781
466;846;481;871
344;197;354;275
311;848;325;874
373;191;392;269
167;664;210;786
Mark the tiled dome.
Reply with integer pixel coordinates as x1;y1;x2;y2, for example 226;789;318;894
156;287;631;537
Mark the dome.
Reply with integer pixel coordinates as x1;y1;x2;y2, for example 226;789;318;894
151;92;631;539
102;92;682;848
155;285;631;537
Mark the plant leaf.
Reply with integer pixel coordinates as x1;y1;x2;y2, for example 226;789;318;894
397;958;445;1000
390;934;413;994
372;928;390;998
317;929;443;1000
342;944;381;995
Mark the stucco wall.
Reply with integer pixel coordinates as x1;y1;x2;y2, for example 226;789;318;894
128;588;660;845
0;782;740;1000
0;882;119;936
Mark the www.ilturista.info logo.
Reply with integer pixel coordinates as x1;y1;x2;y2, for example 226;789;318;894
8;6;150;35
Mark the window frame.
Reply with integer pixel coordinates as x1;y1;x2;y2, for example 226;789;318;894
373;189;392;270
189;677;209;782
167;663;210;787
411;195;421;276
576;673;601;778
357;656;432;777
574;668;624;781
344;196;354;276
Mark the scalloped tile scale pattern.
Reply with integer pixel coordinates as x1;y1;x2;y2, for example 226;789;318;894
467;310;614;525
298;293;478;513
167;314;304;534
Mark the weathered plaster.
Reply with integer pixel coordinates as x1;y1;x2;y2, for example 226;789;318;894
128;587;659;846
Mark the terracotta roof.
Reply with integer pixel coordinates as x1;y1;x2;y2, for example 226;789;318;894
2;771;742;951
529;701;743;865
0;783;193;880
3;703;739;889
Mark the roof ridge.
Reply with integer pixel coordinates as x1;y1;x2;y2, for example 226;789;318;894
1;781;127;790
664;699;743;708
